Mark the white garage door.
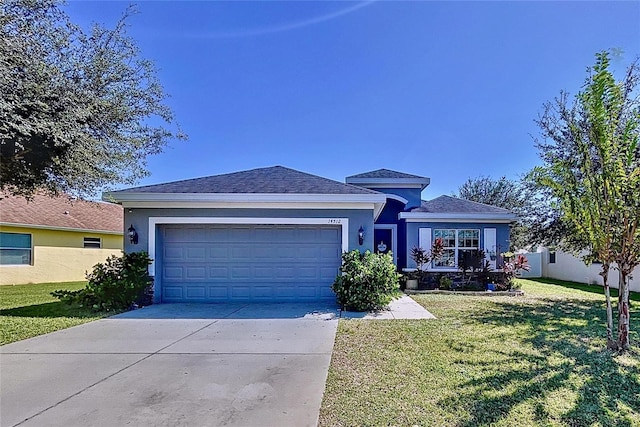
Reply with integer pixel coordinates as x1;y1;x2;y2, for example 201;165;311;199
160;224;342;302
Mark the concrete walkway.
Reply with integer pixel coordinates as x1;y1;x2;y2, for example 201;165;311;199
0;296;434;427
347;295;436;319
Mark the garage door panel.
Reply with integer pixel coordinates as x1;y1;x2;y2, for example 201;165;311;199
231;267;251;279
163;286;183;299
186;286;206;298
231;286;251;298
208;267;229;279
164;246;184;260
185;266;206;279
209;247;229;259
208;287;228;299
319;228;340;241
320;267;338;280
253;247;273;259
320;246;341;258
230;227;253;240
253;286;273;298
206;227;229;241
275;267;295;279
186;247;206;259
254;267;274;279
164;267;183;279
254;228;274;241
160;224;340;302
231;246;252;259
297;267;316;279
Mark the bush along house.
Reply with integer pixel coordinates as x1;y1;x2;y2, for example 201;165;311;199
105;166;516;304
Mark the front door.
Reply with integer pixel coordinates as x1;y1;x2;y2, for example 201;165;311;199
374;228;393;258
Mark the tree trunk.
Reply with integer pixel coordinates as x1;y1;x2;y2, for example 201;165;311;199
600;264;616;350
617;268;631;351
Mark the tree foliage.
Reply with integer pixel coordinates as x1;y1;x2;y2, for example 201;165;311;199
454;176;534;250
529;51;640;351
0;0;185;198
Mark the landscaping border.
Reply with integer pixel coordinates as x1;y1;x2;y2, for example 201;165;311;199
404;289;524;297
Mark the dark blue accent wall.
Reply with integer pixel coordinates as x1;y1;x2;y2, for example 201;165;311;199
367;187;422;209
376;199;405;224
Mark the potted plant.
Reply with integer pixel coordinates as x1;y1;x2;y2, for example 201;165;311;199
405;271;420;290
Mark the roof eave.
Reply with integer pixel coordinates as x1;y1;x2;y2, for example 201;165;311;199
0;222;123;235
398;212;517;223
104;192;387;204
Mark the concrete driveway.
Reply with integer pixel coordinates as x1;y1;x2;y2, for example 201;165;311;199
0;303;339;427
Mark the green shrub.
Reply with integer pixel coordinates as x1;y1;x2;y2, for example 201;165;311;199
52;251;152;312
439;275;452;290
332;250;400;311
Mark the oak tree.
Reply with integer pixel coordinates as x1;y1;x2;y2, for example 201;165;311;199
0;0;185;198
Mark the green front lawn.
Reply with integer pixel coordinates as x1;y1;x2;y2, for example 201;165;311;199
320;279;640;426
0;282;107;345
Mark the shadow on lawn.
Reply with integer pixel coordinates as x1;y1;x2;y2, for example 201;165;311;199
0;301;100;319
444;298;640;427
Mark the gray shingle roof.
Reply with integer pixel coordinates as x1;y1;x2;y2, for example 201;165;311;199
112;166;380;195
412;195;513;214
346;169;427;179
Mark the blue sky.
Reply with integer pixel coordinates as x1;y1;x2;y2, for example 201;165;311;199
65;1;640;199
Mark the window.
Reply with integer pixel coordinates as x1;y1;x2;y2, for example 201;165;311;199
549;251;556;264
83;237;102;248
0;232;32;265
433;229;480;268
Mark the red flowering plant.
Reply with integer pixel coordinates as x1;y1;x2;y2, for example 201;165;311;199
501;253;530;289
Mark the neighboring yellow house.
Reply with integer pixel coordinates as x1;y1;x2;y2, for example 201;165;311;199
0;193;123;285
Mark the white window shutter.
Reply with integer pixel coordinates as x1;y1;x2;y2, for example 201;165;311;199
484;228;497;269
419;228;432;250
418;228;432;270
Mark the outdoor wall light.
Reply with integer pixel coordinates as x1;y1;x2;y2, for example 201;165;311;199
358;226;365;245
128;224;138;245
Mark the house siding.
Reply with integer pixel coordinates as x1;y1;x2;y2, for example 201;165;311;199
0;225;123;285
404;222;510;270
124;207;375;257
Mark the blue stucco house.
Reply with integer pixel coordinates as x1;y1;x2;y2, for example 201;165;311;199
105;166;515;303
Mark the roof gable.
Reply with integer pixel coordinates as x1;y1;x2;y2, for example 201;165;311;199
112;166;379;195
0;193;123;233
346;169;431;190
346;169;427;180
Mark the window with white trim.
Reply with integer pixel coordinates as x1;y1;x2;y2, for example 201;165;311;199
0;232;32;265
433;229;480;268
83;237;102;248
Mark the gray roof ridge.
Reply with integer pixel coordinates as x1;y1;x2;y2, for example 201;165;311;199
111;165;382;195
277;166;382;195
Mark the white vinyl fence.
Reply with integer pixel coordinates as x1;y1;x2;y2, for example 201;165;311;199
518;252;542;278
536;248;640;293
